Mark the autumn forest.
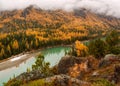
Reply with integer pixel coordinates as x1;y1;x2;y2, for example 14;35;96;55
0;6;120;60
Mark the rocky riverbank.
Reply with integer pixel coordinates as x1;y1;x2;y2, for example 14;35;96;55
8;54;120;86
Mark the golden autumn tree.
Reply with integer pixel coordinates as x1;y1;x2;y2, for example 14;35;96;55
75;40;88;57
7;45;11;55
12;40;19;50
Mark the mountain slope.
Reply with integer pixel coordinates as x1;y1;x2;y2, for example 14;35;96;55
0;5;120;60
0;5;120;33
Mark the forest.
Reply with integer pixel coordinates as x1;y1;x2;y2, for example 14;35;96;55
0;6;120;60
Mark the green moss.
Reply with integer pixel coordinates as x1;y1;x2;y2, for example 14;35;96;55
92;79;115;86
22;79;54;86
4;77;54;86
4;79;22;86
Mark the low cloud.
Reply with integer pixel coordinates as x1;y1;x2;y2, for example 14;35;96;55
0;0;120;18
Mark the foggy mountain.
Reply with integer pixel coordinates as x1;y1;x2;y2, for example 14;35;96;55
1;0;120;18
0;5;120;33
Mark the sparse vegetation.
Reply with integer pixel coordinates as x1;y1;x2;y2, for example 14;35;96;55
4;79;22;86
4;54;54;86
32;54;53;77
92;79;114;86
22;79;54;86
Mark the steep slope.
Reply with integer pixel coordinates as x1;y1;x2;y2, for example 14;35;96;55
0;5;120;33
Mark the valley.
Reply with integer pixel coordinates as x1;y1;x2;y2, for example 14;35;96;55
0;4;120;86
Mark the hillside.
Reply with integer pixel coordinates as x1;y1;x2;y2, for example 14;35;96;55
0;5;120;60
5;33;120;86
0;5;120;33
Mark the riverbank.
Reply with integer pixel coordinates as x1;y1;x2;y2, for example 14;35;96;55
0;54;31;71
0;37;95;65
0;38;94;71
0;45;71;71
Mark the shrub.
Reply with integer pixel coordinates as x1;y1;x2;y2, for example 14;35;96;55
106;30;120;54
32;54;53;77
4;79;22;86
88;38;106;59
22;79;54;86
92;79;114;86
106;30;119;46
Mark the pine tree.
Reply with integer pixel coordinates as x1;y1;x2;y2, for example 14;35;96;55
106;30;120;54
88;38;106;59
7;45;11;55
25;41;29;50
106;30;119;46
0;48;5;59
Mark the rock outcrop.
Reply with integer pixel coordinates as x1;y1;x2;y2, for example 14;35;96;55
99;54;119;68
112;65;120;84
16;72;91;86
45;74;91;86
104;54;118;61
16;70;45;82
57;55;86;74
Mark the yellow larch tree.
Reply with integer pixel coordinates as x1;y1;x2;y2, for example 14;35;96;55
12;40;19;50
75;40;88;57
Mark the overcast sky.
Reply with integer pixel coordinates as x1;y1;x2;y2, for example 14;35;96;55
0;0;120;18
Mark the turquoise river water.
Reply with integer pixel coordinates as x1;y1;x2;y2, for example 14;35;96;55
0;46;71;86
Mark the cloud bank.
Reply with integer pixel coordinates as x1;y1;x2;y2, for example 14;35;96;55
0;0;120;18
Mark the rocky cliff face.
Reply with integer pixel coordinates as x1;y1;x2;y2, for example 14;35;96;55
57;54;120;85
7;54;120;86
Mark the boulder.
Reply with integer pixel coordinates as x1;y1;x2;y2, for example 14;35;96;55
45;74;91;86
16;70;45;82
104;54;118;61
57;55;85;74
98;59;111;68
99;54;119;68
